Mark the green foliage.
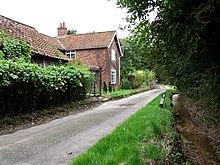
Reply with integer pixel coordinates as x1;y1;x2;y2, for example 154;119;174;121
0;32;93;115
67;29;78;35
120;35;150;79
121;78;131;89
107;89;137;98
146;70;155;81
125;70;155;89
0;59;93;115
129;70;146;88
117;0;220;117
0;30;31;62
108;81;112;93
103;81;107;93
120;34;156;89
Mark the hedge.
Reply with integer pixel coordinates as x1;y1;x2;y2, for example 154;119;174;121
0;59;93;116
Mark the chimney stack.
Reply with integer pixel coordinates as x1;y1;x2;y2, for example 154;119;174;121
57;22;67;38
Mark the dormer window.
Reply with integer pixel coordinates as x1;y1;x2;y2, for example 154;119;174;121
65;50;76;59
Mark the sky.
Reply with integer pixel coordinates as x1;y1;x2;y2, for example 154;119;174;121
0;0;129;38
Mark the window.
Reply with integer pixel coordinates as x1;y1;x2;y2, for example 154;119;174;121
65;50;76;59
111;49;116;61
111;69;116;84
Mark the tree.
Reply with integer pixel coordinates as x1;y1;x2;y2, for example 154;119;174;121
117;0;220;116
67;29;78;35
120;23;151;79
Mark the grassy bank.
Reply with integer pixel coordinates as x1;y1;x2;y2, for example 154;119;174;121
70;91;178;165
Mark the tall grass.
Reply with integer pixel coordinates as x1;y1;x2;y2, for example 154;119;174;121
70;91;174;165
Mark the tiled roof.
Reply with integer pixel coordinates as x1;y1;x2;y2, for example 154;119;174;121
58;31;116;50
0;15;68;61
42;34;65;50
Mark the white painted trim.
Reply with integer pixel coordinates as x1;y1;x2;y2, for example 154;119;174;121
108;31;117;48
118;56;120;85
108;31;123;57
111;49;116;61
115;33;123;56
111;69;117;84
65;50;76;59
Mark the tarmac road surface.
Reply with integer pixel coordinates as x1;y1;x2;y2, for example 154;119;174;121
0;88;166;165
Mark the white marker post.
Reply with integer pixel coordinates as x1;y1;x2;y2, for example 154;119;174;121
159;93;166;108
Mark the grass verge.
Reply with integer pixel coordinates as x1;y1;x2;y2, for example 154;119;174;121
104;87;150;99
107;89;138;98
70;90;181;165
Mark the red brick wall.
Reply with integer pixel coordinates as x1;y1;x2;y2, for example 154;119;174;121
75;38;121;89
57;22;67;37
109;37;121;89
76;48;110;88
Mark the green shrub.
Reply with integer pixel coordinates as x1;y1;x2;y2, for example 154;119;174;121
103;81;107;93
121;79;131;89
108;81;112;93
0;31;31;62
127;70;154;89
0;59;93;115
0;32;93;115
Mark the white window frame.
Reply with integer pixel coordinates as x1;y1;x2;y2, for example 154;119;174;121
111;49;116;61
111;69;117;84
65;50;76;59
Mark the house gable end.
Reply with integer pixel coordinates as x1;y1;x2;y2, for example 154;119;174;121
108;32;123;57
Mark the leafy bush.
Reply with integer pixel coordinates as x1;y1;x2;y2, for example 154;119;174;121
108;81;112;93
0;31;31;62
0;31;93;115
121;78;131;89
0;59;93;115
146;70;155;82
127;70;155;89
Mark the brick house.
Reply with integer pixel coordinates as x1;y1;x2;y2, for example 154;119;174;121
47;23;123;89
0;15;123;88
0;15;69;67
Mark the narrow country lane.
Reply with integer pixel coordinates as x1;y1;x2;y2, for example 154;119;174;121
0;88;166;165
